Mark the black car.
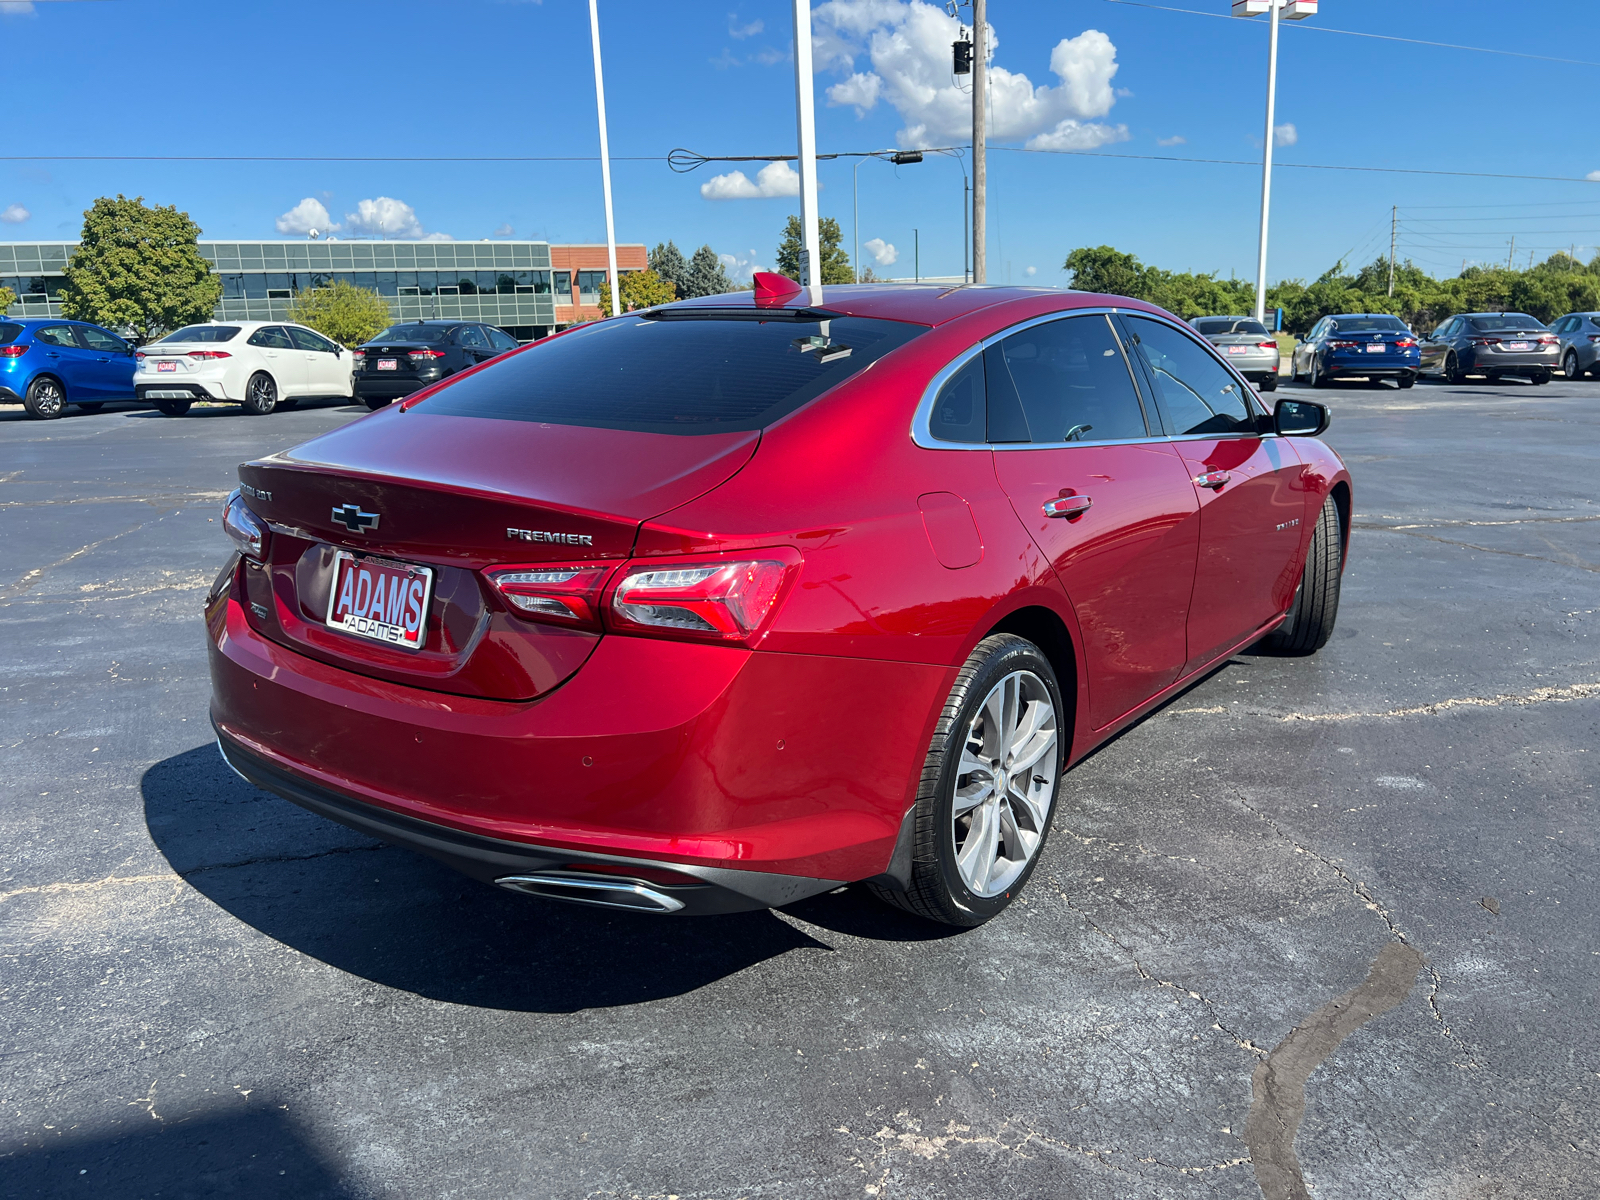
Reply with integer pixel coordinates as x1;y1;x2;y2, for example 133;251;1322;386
1418;312;1560;385
353;321;522;409
1290;314;1421;389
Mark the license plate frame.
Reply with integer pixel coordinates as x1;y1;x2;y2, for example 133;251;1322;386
325;550;434;652
376;358;399;371
1225;345;1249;355
1503;341;1531;352
156;360;177;372
1366;343;1385;354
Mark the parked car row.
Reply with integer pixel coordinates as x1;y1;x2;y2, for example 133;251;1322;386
2;316;524;419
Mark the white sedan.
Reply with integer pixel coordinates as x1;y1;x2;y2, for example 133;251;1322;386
134;320;354;416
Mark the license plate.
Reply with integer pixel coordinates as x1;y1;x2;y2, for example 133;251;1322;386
376;358;399;371
1503;341;1530;351
1226;345;1249;355
156;360;177;372
1367;343;1385;354
325;551;433;651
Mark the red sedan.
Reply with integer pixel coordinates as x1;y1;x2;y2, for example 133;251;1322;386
209;278;1351;927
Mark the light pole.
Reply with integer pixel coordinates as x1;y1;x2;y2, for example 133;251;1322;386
792;0;822;292
972;0;987;284
588;0;619;318
1233;0;1317;322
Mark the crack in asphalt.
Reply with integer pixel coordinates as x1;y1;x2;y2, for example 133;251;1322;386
0;844;385;901
0;489;230;512
1356;513;1600;530
1242;941;1425;1200
1173;680;1600;723
0;520;155;599
1352;523;1600;572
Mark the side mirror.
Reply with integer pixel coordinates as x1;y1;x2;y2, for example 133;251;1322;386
1275;398;1329;437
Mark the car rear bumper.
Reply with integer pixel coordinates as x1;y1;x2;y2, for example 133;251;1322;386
0;385;20;403
353;375;433;399
1322;362;1417;377
1462;350;1559;372
137;382;224;403
206;584;949;904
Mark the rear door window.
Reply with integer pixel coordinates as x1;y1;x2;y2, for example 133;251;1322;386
418;312;927;435
486;327;519;352
247;326;293;349
288;326;337;353
984;314;1150;444
1122;315;1256;437
454;325;489;350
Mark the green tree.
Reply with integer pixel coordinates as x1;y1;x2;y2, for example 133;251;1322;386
649;241;691;297
60;195;221;343
777;215;854;284
597;268;677;315
0;285;13;315
286;279;393;348
686;244;734;298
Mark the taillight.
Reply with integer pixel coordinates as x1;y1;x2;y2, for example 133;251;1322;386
134;351;146;361
222;489;268;561
1538;335;1559;345
353;350;365;362
408;349;445;360
486;562;617;631
1257;341;1280;350
0;344;27;358
1470;338;1499;347
1589;335;1600;344
1328;339;1359;349
187;350;231;360
1395;338;1417;348
604;550;800;645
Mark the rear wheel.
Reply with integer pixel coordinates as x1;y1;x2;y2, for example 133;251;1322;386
1259;373;1278;392
242;372;277;416
1309;357;1328;389
1565;350;1581;379
1398;374;1415;389
362;394;391;411
869;634;1064;927
154;398;191;417
74;401;104;413
1531;369;1551;386
1444;352;1467;384
23;376;65;419
1264;496;1342;656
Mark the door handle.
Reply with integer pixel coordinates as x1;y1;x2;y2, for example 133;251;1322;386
45;351;60;358
1194;471;1232;489
1043;494;1093;519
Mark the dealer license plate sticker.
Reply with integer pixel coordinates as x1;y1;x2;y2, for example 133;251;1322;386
1503;341;1530;352
377;358;399;370
1367;343;1385;354
325;550;433;651
156;360;177;372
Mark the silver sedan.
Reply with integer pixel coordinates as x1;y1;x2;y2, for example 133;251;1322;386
1191;315;1281;391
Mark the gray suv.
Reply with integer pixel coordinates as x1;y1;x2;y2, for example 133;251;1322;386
1549;312;1600;379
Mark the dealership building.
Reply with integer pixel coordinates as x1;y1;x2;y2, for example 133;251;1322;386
0;239;647;341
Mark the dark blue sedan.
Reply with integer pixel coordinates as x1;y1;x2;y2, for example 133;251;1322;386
0;317;137;419
1290;314;1420;389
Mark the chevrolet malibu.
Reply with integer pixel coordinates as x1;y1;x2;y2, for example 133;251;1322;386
209;278;1352;927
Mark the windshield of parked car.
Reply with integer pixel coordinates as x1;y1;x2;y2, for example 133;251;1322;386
1467;314;1546;332
418;312;929;435
158;325;240;343
1193;318;1269;336
372;325;448;343
1328;317;1407;333
0;323;21;346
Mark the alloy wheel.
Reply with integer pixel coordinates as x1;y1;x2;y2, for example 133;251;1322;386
950;669;1059;898
30;379;63;418
1566;351;1580;379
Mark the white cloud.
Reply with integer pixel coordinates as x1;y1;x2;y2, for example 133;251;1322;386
344;196;432;238
864;237;898;266
1024;265;1037;277
700;160;802;200
729;15;763;38
419;231;454;242
275;197;336;235
1157;135;1187;147
719;249;768;283
0;203;29;224
492;222;515;238
754;44;790;65
1274;122;1298;147
1589;171;1600;183
814;2;1129;151
0;3;36;16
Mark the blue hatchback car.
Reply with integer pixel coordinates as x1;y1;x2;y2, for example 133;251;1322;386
0;317;137;419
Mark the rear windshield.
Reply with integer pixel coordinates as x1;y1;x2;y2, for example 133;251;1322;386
159;325;239;343
418;312;928;435
0;322;21;346
1467;314;1545;332
372;324;448;344
1193;318;1269;336
1329;316;1406;333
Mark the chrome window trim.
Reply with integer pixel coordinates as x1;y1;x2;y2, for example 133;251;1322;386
910;305;1274;451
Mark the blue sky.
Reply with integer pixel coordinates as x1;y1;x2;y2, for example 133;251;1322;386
4;0;1597;286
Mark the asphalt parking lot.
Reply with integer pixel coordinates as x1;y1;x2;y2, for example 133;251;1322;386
2;378;1596;1200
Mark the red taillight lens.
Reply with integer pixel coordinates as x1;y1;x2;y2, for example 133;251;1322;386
1588;335;1600;344
187;350;231;360
486;562;617;630
0;344;27;357
1257;340;1280;350
605;551;800;645
222;490;268;561
1470;338;1499;347
353;350;366;362
1328;339;1359;349
1395;338;1417;348
1538;335;1559;345
408;349;446;360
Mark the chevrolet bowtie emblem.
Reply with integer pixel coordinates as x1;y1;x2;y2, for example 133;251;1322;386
332;503;380;533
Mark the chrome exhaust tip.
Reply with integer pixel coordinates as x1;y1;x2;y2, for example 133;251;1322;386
494;873;687;914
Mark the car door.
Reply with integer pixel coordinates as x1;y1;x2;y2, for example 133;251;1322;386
246;325;307;395
287;325;349;395
34;324;96;399
453;323;493;368
986;312;1202;731
74;324;135;399
1118;313;1307;673
1419;320;1446;372
486;326;520;357
1297;320;1323;377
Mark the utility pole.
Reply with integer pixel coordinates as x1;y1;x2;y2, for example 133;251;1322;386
588;0;619;318
1387;205;1397;297
972;0;986;284
963;176;969;283
1507;236;1515;271
792;0;822;292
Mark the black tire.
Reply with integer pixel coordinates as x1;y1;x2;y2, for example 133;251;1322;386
1444;352;1467;384
1565;350;1581;379
242;372;277;416
1309;356;1328;389
362;395;391;411
154;398;191;417
869;634;1065;927
74;401;104;413
1531;369;1550;386
1264;496;1343;656
23;375;65;420
1259;373;1278;393
1398;374;1415;389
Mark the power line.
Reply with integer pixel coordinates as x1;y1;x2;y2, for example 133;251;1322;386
1099;0;1600;68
